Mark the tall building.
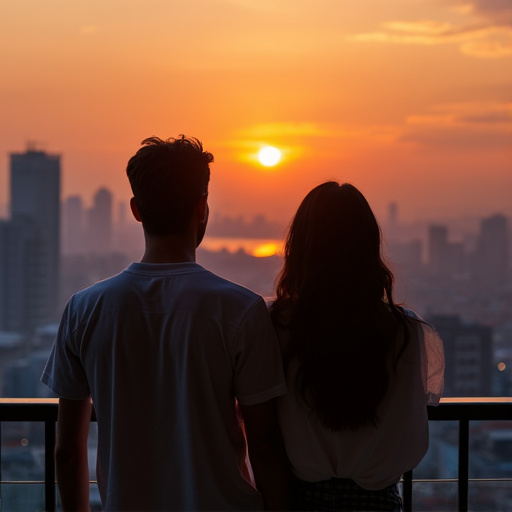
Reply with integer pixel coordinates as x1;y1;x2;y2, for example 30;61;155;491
62;195;85;255
87;187;113;253
473;214;508;286
427;224;465;278
428;224;448;275
0;147;61;333
429;314;493;397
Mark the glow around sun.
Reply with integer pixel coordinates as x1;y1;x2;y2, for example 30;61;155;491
258;146;282;167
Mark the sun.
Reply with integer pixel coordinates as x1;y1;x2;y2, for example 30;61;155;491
258;146;282;167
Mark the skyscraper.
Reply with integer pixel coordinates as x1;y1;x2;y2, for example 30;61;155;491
428;224;465;278
429;314;493;397
62;195;85;255
0;147;61;333
473;214;509;286
428;224;448;274
87;187;113;254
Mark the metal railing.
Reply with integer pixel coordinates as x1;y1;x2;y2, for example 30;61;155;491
403;397;512;512
1;397;511;512
0;399;59;512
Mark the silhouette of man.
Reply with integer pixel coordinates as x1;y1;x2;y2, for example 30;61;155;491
42;136;289;511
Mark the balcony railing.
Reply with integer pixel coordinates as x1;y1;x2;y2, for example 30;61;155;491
403;397;512;512
1;397;511;512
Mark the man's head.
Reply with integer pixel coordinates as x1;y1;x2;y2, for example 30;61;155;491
126;135;213;237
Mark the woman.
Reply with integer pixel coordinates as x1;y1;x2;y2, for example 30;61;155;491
270;182;444;512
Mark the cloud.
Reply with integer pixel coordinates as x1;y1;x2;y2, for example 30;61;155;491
348;2;512;59
385;20;457;35
400;101;512;149
400;125;511;149
226;103;510;160
236;122;330;139
445;0;512;26
461;108;512;124
349;21;498;45
222;121;404;166
406;101;512;124
234;122;402;145
460;40;512;58
227;122;356;160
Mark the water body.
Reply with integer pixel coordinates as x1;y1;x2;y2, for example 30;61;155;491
201;237;284;258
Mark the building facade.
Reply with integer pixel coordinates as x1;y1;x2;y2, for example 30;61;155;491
429;314;493;397
87;187;113;254
473;214;509;287
0;148;61;333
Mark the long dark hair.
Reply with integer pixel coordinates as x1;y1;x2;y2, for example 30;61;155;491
270;182;409;431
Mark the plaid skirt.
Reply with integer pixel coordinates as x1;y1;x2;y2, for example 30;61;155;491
292;477;402;512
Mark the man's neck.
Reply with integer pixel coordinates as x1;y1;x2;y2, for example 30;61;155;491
140;233;196;264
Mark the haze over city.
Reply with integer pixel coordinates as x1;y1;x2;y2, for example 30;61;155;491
1;0;511;225
0;4;511;509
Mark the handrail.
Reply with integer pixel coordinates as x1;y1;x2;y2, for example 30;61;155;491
1;397;511;512
403;397;512;512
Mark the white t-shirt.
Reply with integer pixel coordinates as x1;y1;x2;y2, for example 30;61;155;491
42;262;286;511
276;309;444;490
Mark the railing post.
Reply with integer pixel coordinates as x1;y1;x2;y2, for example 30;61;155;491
402;470;413;512
0;419;3;509
458;418;469;512
45;418;56;512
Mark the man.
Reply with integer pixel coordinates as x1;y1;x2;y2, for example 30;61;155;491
41;136;289;511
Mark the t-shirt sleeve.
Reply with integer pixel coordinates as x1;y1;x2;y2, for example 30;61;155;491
40;297;91;400
233;297;287;406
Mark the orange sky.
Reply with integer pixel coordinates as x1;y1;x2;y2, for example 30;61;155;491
1;0;511;225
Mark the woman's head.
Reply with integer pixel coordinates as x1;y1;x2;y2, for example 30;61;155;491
277;181;391;306
272;181;406;431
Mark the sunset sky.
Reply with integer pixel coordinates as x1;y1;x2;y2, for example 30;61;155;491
1;0;511;226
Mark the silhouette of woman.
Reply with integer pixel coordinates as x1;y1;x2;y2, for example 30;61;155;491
270;182;444;512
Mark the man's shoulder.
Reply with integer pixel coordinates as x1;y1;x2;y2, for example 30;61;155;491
196;268;262;303
70;271;128;305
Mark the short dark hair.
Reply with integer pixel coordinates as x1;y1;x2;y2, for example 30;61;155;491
126;135;213;236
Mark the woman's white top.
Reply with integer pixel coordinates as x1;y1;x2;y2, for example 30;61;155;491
276;309;445;490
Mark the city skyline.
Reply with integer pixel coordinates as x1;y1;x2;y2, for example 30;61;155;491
0;148;510;416
2;165;511;232
1;1;511;225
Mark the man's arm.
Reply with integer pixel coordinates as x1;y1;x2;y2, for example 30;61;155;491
239;399;292;510
55;397;93;512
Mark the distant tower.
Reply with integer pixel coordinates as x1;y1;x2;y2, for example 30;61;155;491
0;147;61;332
474;214;508;286
62;195;85;255
429;315;493;397
428;224;448;274
428;224;465;277
87;187;113;253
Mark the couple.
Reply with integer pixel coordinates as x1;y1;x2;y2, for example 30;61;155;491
42;135;444;512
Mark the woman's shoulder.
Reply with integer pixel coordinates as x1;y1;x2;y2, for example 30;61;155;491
401;307;441;337
401;307;437;334
399;306;445;403
401;307;424;322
